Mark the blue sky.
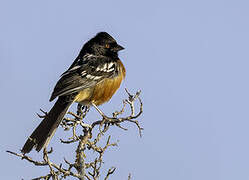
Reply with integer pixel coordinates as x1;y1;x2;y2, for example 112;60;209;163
1;0;249;179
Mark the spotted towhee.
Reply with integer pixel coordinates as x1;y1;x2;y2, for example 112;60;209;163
21;32;126;154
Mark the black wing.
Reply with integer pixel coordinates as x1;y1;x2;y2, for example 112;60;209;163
49;54;118;101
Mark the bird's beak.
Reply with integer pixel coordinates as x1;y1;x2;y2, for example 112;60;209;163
112;44;125;52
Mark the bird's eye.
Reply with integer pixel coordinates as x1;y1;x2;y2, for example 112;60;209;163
105;44;110;48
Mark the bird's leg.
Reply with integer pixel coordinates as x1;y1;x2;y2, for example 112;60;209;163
91;103;106;117
82;105;90;117
77;104;83;116
77;104;90;119
91;103;114;121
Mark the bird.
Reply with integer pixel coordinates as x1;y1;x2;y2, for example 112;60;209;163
21;32;126;154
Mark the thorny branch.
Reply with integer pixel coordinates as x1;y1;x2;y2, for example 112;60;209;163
7;89;143;180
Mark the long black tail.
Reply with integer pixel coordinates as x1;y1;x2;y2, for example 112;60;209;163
21;96;73;154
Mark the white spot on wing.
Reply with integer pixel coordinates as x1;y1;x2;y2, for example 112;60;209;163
86;74;101;80
84;54;94;59
93;76;101;80
107;62;114;69
106;68;114;72
86;74;94;79
81;71;87;76
96;63;110;72
103;63;108;70
96;66;102;71
70;65;81;71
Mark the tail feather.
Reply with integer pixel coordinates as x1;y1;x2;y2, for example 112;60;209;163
21;96;73;154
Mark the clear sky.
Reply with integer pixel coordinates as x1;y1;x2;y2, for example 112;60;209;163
1;0;249;179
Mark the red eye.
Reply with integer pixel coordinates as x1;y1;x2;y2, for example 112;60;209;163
105;44;110;48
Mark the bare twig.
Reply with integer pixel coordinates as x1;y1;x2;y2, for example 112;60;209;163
104;167;116;180
128;173;131;180
7;89;143;179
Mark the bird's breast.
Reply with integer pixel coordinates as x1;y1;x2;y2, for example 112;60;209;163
75;59;126;106
91;60;125;105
